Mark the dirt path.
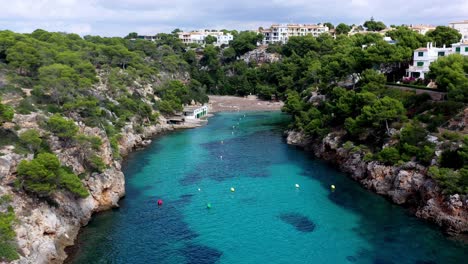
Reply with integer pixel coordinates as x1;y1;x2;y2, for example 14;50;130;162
208;95;283;112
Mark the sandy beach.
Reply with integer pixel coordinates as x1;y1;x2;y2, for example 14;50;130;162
208;95;284;112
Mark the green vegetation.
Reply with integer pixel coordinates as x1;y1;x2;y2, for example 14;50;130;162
363;17;386;32
19;129;43;153
335;23;351;35
46;114;78;141
426;26;462;47
0;195;19;261
427;54;468;102
16;153;89;198
0;97;14;125
0;21;467;210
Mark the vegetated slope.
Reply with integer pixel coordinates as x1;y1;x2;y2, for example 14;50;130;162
0;30;208;263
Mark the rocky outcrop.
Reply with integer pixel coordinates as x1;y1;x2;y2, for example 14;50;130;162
286;130;468;234
239;46;280;64
0;113;183;263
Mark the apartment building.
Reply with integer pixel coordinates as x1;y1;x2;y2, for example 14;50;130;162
449;20;468;42
407;42;468;79
177;30;233;46
260;24;329;44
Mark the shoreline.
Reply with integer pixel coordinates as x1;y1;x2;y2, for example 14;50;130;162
285;130;468;236
208;95;283;112
62;118;209;263
62;97;279;262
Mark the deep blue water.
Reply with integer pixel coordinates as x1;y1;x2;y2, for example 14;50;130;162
69;112;468;264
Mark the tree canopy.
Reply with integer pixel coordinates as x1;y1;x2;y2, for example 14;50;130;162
363;17;386;32
427;26;462;47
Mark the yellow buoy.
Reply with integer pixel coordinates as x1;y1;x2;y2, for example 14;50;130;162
331;185;336;191
230;187;235;192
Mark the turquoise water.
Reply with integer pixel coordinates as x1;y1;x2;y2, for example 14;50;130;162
69;112;468;264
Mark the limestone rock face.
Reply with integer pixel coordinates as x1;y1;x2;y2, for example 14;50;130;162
0;153;29;179
285;130;468;234
286;130;309;147
239;46;281;64
6;113;173;264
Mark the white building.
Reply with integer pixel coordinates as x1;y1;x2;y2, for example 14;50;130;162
183;105;208;119
452;41;468;56
178;30;233;46
449;20;468;42
260;24;329;44
406;42;468;79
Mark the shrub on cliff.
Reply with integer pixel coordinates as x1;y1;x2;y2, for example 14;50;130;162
74;134;107;173
428;167;468;195
19;129;42;154
46;114;78;141
16;153;89;198
0;196;19;261
0;97;14;125
377;147;401;165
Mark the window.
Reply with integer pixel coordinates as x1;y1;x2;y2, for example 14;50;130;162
438;51;445;56
456;47;461;53
418;52;424;57
417;61;424;67
465;47;468;52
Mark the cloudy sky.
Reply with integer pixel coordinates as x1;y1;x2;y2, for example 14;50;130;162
1;0;468;36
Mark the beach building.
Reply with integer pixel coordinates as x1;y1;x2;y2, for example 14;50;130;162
260;24;329;44
177;30;233;46
449;20;468;42
406;42;468;79
183;105;209;119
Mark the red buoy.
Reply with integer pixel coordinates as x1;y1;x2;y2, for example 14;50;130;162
157;199;163;206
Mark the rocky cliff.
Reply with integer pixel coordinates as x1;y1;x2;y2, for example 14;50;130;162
0;112;181;263
286;130;468;234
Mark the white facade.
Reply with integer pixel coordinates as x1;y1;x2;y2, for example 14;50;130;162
407;42;468;79
261;24;329;44
183;105;209;119
452;42;468;56
449;21;468;42
178;31;233;46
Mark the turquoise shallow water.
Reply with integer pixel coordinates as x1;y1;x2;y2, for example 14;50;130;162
69;112;468;264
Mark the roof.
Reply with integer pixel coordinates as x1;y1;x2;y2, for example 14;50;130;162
410;24;436;29
449;20;468;24
415;48;428;51
183;106;206;112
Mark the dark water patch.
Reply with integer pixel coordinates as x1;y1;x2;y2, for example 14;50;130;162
180;129;288;185
414;261;437;264
180;171;204;186
68;195;200;263
278;213;316;233
176;194;195;205
373;258;395;264
180;243;223;264
346;255;357;262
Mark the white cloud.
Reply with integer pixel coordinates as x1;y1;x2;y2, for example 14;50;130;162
0;0;467;36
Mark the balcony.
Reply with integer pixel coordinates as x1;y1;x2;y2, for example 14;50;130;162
407;65;430;73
